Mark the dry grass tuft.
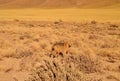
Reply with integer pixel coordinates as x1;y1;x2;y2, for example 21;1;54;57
0;21;120;81
25;54;103;81
91;20;97;24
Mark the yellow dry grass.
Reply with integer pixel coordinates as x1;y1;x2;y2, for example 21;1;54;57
0;9;120;22
0;8;120;81
0;20;120;81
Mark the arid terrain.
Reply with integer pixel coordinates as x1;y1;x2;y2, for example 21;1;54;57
0;0;120;8
0;0;120;81
0;20;120;81
0;9;120;22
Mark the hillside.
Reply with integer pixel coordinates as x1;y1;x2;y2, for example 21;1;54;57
0;0;120;8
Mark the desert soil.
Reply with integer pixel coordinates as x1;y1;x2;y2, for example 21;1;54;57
0;20;120;81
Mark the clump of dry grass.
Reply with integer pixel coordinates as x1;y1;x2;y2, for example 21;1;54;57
88;34;99;40
14;48;33;59
14;19;20;22
97;50;120;61
0;66;13;72
54;19;63;25
19;34;32;40
0;44;34;59
91;20;97;24
28;24;35;27
110;24;119;28
66;54;103;73
107;75;120;81
0;48;16;58
25;54;103;81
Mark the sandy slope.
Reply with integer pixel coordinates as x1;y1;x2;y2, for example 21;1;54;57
0;0;120;8
0;20;120;81
0;9;120;22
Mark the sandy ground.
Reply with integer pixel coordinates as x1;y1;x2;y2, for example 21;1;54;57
0;9;120;22
0;20;120;81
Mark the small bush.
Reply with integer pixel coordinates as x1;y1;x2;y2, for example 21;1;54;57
110;24;118;28
25;54;103;81
91;20;97;24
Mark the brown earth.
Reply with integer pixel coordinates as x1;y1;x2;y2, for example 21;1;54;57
0;20;120;81
0;0;120;8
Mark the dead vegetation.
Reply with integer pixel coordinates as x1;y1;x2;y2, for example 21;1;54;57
0;21;120;81
25;54;103;81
